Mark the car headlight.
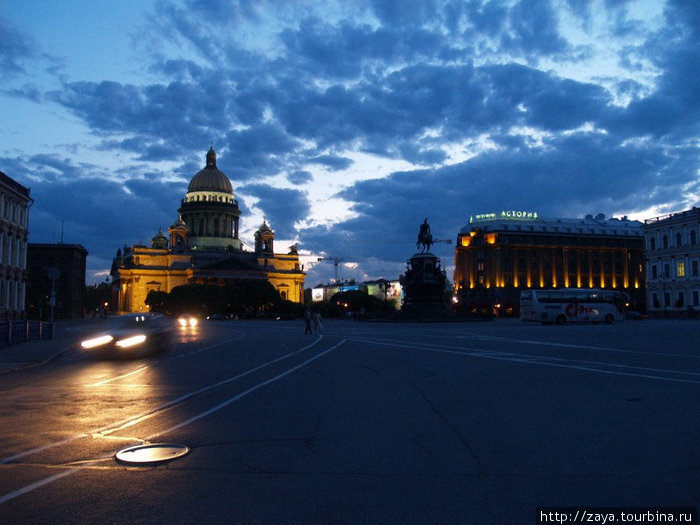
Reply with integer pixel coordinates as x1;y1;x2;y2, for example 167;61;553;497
81;335;114;349
116;335;147;348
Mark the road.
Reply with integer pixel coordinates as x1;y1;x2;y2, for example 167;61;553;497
0;318;698;523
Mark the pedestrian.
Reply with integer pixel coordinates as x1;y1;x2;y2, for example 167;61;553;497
304;310;312;335
312;311;322;334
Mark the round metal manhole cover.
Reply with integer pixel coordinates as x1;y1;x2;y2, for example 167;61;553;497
116;443;190;464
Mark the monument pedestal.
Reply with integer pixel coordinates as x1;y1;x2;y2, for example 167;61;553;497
399;252;448;320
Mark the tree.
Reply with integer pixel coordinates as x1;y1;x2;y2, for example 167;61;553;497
168;284;228;315
328;289;385;317
145;290;169;313
85;282;112;314
227;279;281;316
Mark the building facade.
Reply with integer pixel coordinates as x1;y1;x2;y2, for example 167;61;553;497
0;171;32;319
26;243;88;320
112;149;305;313
453;211;646;315
642;207;700;315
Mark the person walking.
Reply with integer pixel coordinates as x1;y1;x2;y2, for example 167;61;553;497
304;310;313;335
312;311;322;334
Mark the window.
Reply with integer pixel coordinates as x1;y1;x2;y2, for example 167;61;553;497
692;260;698;277
650;238;656;250
664;263;670;278
677;261;685;278
663;235;669;249
676;232;682;246
693;291;699;306
652;265;658;279
691;231;697;245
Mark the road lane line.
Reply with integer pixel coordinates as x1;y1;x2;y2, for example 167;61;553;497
0;468;78;505
88;365;150;386
146;339;346;440
1;336;325;465
0;336;339;506
354;338;700;385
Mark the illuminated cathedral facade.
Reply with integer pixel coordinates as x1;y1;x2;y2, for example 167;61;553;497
111;148;305;313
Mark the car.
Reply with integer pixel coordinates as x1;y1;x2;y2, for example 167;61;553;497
206;314;228;321
80;313;174;358
177;313;198;328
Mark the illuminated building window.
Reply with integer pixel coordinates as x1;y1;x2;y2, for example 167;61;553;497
677;261;685;278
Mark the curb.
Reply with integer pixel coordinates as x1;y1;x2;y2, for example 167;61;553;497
0;341;75;374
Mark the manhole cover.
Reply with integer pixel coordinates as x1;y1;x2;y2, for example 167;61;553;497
116;443;190;464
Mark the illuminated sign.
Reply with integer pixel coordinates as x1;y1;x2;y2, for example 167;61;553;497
469;211;538;223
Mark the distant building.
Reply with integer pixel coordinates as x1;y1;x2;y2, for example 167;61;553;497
26;244;88;320
642;207;700;315
453;211;646;316
311;279;402;309
112;148;305;313
0;171;32;319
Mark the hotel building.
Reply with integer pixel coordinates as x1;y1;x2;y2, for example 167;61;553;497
453;211;645;315
642;207;700;315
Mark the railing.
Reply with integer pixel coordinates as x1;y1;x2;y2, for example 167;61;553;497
0;321;54;347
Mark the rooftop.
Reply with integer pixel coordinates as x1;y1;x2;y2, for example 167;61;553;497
460;212;643;237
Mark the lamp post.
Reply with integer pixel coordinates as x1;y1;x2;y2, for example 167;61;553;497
45;267;60;323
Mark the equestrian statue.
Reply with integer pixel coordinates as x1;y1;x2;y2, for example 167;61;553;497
416;218;433;253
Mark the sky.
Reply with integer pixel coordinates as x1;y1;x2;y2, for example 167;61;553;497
1;0;698;287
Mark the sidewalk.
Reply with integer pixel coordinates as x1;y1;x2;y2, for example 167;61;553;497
0;318;104;374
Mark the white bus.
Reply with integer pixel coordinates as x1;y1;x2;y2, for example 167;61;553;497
520;288;626;324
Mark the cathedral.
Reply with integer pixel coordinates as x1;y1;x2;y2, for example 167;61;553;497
111;148;305;313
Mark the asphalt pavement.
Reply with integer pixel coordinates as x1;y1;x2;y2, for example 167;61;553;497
0;318;103;373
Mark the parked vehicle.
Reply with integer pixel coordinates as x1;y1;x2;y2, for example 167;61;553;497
520;288;626;325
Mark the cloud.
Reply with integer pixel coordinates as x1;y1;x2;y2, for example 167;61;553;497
2;0;697;287
239;184;310;239
0;16;37;77
3;154;180;271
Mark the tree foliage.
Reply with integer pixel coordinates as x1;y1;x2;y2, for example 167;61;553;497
85;282;112;313
327;290;387;317
147;280;284;317
145;290;169;313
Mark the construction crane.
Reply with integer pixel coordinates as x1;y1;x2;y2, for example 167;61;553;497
317;256;345;282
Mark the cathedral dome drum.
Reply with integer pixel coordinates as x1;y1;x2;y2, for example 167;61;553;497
178;148;242;251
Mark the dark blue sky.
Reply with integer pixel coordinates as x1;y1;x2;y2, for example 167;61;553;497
1;0;698;285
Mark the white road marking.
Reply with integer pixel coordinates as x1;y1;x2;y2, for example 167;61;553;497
147;339;346;439
0;335;332;505
354;337;700;385
88;365;150;386
0;469;78;505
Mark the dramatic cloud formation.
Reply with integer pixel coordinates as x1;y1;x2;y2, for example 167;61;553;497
0;0;697;286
